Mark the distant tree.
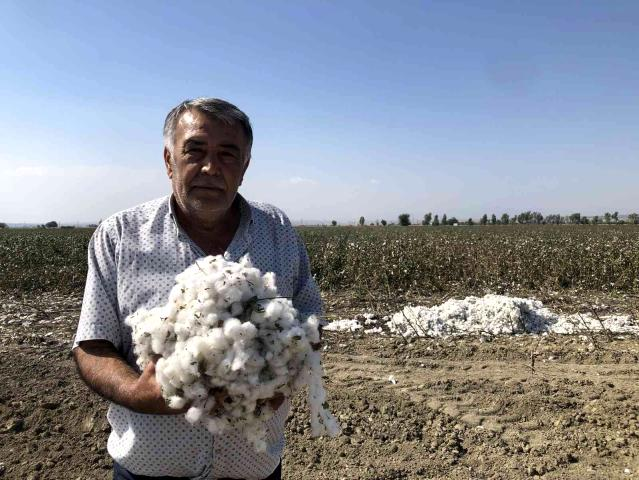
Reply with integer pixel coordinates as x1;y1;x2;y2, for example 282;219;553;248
381;219;387;226
568;213;581;224
603;212;611;224
422;212;432;226
442;214;447;225
501;213;510;225
545;214;562;225
480;214;488;225
532;212;544;224
331;220;337;226
448;217;458;226
358;216;365;226
581;217;590;224
628;213;639;224
592;215;599;225
612;211;619;223
398;213;411;226
516;211;529;224
432;215;440;226
467;218;474;226
490;214;497;225
45;221;58;228
0;222;7;228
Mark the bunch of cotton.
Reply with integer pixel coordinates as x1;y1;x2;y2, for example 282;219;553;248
125;255;340;451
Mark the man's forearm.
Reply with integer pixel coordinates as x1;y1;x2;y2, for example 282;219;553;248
73;340;140;409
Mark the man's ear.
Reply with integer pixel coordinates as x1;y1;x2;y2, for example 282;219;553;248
164;147;173;179
239;153;251;185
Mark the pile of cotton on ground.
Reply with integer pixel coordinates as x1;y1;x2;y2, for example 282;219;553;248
125;255;340;452
324;294;639;337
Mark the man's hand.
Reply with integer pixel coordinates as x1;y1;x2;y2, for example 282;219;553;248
73;341;185;415
129;357;188;415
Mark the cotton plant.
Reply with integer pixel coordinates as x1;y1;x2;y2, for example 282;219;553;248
125;255;340;452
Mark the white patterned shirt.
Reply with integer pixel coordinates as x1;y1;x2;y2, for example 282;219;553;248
73;194;323;479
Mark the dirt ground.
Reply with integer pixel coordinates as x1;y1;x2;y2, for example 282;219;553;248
0;291;637;480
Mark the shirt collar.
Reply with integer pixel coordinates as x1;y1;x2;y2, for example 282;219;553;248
167;193;252;260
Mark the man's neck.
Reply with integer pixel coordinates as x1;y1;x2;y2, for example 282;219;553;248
171;196;241;255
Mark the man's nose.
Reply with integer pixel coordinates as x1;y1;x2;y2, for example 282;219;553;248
200;154;220;175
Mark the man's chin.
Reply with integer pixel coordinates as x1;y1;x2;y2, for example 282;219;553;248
188;198;230;216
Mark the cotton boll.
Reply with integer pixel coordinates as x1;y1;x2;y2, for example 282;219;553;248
223;318;243;340
206;328;229;351
264;301;284;321
303;315;321;344
168;396;186;409
183;382;208;402
185;407;204;424
261;272;277;297
237;321;257;341
230;346;251;371
202;313;219;327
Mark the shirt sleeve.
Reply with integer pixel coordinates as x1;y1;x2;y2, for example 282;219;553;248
72;222;122;350
291;230;326;326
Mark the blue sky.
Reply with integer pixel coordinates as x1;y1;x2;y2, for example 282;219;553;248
1;0;638;224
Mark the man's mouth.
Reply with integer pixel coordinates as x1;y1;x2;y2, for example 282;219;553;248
191;185;225;191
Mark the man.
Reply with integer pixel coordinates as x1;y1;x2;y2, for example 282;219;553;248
73;98;323;479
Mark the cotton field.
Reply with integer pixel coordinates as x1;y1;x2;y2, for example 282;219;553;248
0;225;638;479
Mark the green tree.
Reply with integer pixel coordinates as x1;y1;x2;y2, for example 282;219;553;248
442;214;447;225
448;217;458;225
480;214;488;225
381;219;387;226
331;220;337;226
490;214;497;225
432;215;440;226
604;212;611;224
592;215;599;225
422;212;432;226
0;222;7;228
612;211;619;223
467;218;474;226
545;214;562;225
45;221;58;228
568;213;581;224
358;216;365;226
500;213;509;225
628;213;639;224
398;213;411;226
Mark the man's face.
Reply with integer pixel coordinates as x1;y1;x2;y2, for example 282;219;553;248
164;109;251;221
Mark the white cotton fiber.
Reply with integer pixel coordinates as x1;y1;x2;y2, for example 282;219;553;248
125;255;339;451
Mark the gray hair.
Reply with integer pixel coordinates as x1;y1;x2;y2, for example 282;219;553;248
163;97;253;154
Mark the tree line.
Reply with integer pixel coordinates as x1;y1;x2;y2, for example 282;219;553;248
411;211;639;226
327;211;639;227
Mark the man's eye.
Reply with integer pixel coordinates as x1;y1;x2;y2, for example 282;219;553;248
221;152;238;161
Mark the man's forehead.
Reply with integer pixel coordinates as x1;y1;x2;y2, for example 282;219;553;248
176;110;246;143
